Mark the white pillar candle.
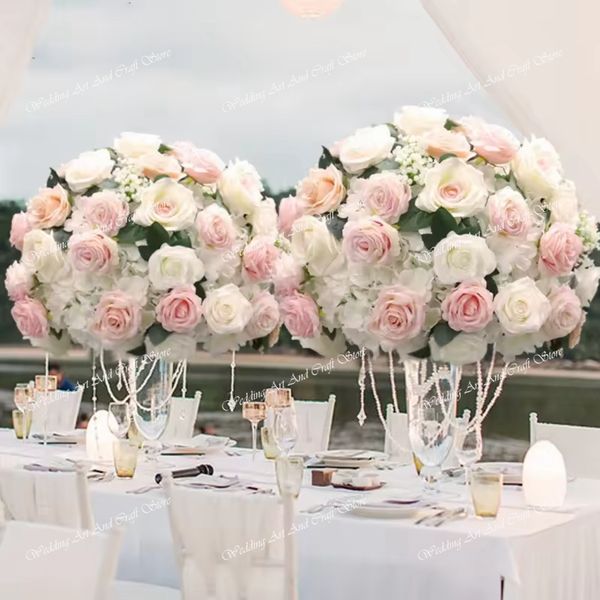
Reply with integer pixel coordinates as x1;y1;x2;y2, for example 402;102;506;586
522;440;567;508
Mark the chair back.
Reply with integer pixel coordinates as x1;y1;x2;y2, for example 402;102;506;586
0;467;94;530
30;387;83;434
0;520;121;600
529;412;600;478
161;391;201;443
292;395;336;454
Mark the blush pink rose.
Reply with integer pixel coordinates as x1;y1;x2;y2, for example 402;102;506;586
441;280;494;333
27;185;70;229
242;237;279;283
421;128;471;159
296;165;345;215
368;285;425;342
539;223;583;276
543;286;582;339
80;191;129;236
279;291;320;338
342;217;399;264
487;188;531;237
9;212;32;251
172;142;225;184
195;204;237;250
246;291;280;339
156;285;203;333
5;262;33;301
278;195;304;236
91;290;142;343
272;253;303;296
461;117;520;164
11;297;49;339
68;231;119;274
349;173;411;223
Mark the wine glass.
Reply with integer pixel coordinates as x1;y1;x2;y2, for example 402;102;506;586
454;412;483;508
13;384;33;440
273;406;298;457
107;402;131;439
242;401;267;460
133;384;170;462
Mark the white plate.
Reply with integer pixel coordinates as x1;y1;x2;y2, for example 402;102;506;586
315;449;387;468
476;462;523;485
352;499;429;520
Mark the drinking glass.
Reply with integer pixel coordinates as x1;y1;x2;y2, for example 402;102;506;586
34;375;57;392
275;456;304;498
265;388;292;409
273;406;298;457
454;418;483;508
261;426;280;460
471;470;503;518
242;401;267;460
133;383;170;462
108;402;131;439
14;385;34;440
113;439;139;478
12;409;32;440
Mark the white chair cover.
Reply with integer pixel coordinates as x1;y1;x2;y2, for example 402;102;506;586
529;412;600;479
165;478;294;600
292;395;336;455
0;468;94;530
384;404;410;463
30;387;83;434
0;521;122;600
161;392;201;443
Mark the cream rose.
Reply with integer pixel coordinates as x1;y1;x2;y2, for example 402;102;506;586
421;128;471;160
148;245;205;291
417;158;488;217
250;197;279;237
433;232;496;284
218;160;263;216
133;178;196;231
64;149;114;193
290;215;343;277
511;137;562;200
134;151;181;180
296;165;345;215
21;230;64;283
494;277;551;334
203;284;253;334
393;106;448;136
27;185;70;229
338;125;395;174
548;181;579;225
114;132;161;158
575;261;600;307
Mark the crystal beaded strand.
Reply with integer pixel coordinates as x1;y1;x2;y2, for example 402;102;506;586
356;348;367;426
227;350;236;412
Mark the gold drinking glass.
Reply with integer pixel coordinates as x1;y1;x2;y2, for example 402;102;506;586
261;426;280;460
35;375;58;392
275;456;304;498
113;439;139;478
14;385;33;413
243;401;267;461
12;409;32;440
470;470;503;518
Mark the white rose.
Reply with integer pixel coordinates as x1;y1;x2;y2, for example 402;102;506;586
393;105;448;136
433;232;496;284
494;277;551;334
338;125;395;174
416;158;488;217
203;283;253;334
511;137;562;200
548;181;579;225
290;215;344;277
114;132;161;158
148;245;204;291
430;332;488;366
574;261;600;307
133;179;196;231
250;197;278;237
218;160;263;216
64;149;114;193
21;229;65;283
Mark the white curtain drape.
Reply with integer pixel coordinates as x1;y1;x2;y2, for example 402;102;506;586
422;0;600;213
0;1;51;124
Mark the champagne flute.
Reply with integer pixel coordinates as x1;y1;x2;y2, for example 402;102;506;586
453;411;483;509
243;401;267;460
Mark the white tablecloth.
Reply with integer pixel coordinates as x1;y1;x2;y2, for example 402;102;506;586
1;429;600;600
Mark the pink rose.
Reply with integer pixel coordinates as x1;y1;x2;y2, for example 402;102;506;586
278;195;304;236
543;286;582;339
27;185;71;229
421;128;471;159
172;142;224;184
461;117;520;164
156;285;203;333
279;291;320;338
5;262;33;301
246;291;280;339
272;253;303;296
539;223;583;276
80;191;129;236
135;151;181;180
68;231;119;274
195;204;237;250
296;165;345;215
487;188;531;237
242;236;279;283
369;285;425;342
91;290;142;343
348;173;411;223
11;297;49;339
9;212;32;251
342;217;399;264
441;280;494;333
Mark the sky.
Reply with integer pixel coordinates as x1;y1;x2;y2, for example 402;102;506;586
0;0;511;200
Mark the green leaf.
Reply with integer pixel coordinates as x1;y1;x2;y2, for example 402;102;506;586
385;122;398;136
432;322;460;347
431;207;458;242
81;185;101;197
485;274;499;295
50;228;72;249
326;215;347;240
146;222;171;251
358;165;378;179
457;217;481;236
438;153;457;163
169;230;192;248
421;233;437;251
376;158;400;172
127;344;147;357
116;223;147;244
138;245;154;261
158;144;173;154
194;281;206;300
153;174;171;183
146;323;170;346
46;168;67;189
409;345;431;359
105;147;118;162
398;200;433;232
318;146;341;170
444;118;459;130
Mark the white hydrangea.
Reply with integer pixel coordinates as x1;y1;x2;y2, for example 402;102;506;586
576;211;600;252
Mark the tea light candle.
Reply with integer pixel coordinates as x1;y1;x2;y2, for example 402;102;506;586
522;440;567;508
265;388;292;409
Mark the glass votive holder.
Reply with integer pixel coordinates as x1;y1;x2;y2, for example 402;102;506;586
265;388;292;409
12;409;32;440
35;375;57;392
275;456;304;498
470;470;503;518
113;439;139;478
261;426;280;460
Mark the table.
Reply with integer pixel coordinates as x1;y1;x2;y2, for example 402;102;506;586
1;429;599;600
